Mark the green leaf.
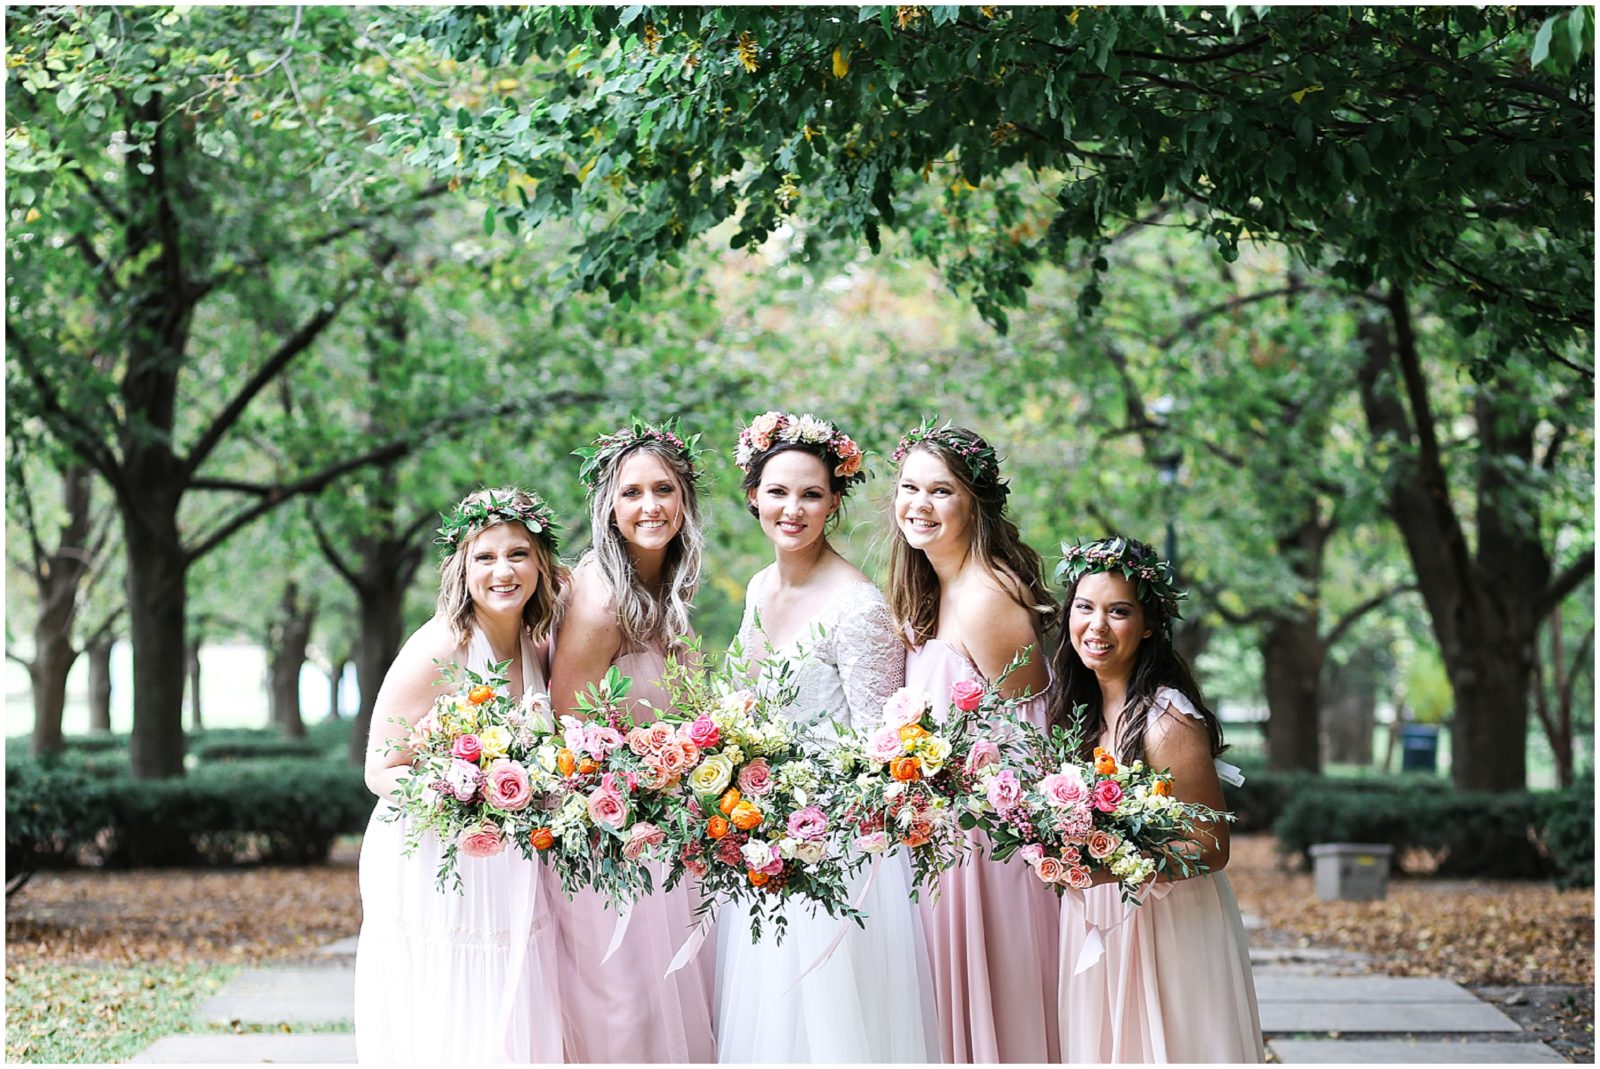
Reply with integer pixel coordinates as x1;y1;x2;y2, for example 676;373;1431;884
1531;16;1555;68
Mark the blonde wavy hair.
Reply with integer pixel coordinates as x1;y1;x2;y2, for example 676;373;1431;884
580;438;704;651
436;487;562;646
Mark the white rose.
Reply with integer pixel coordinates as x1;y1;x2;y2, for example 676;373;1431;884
776;837;799;859
741;839;777;869
794;840;827;865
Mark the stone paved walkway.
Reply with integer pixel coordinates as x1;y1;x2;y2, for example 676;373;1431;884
130;920;1570;1063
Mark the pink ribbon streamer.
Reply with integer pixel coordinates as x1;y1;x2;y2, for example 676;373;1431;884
600;898;633;964
1072;879;1173;974
663;903;720;978
782;855;882;994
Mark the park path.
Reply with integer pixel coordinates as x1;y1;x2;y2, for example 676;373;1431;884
130;918;1566;1063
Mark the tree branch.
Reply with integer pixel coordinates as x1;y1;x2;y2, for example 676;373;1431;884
182;246;400;479
305;503;362;591
5;323;125;496
1534;548;1594;621
1323;582;1419;651
1155;285;1303;350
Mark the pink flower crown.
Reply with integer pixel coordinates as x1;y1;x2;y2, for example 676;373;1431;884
734;410;868;489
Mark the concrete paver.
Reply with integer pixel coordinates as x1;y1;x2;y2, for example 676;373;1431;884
196;963;354;1027
131;1034;356;1063
1259;998;1522;1034
1256;974;1480;1003
1269;1038;1567;1063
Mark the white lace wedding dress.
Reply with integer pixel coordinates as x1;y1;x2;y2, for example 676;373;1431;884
714;567;940;1062
353;626;562;1063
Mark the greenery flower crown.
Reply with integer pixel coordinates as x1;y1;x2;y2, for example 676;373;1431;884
1055;535;1186;624
733;410;868;489
573;417;704;493
435;490;561;557
890;417;1006;493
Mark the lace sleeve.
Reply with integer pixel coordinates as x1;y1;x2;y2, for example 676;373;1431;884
732;567;767;662
832;584;907;730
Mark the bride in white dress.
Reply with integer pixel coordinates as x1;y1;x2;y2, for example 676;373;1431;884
715;413;940;1062
353;488;565;1063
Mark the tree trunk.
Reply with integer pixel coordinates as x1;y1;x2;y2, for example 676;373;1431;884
27;462;97;756
1322;646;1380;766
268;582;313;740
186;639;203;733
350;578;407;765
27;640;74;757
1261;613;1325;773
124;495;189;779
87;637;114;734
326;657;348;720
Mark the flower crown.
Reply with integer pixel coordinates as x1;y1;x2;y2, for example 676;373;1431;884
891;418;1005;492
436;490;560;557
1055;535;1186;624
574;417;704;493
734;410;867;489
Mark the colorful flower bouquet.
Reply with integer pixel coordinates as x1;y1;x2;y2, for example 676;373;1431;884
981;712;1232;903
654;646;862;943
830;650;1036;894
382;659;561;892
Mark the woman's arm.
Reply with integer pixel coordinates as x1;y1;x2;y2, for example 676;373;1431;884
547;568;623;718
1143;705;1231;879
959;584;1049;700
363;619;459;801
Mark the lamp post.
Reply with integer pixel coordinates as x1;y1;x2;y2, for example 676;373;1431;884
1148;396;1182;576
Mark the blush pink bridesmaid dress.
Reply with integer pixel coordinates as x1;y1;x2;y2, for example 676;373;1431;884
548;639;717;1063
908;638;1062;1063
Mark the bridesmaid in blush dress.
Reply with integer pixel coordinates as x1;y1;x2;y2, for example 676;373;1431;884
547;421;717;1063
885;422;1062;1063
1048;536;1263;1063
354;487;564;1064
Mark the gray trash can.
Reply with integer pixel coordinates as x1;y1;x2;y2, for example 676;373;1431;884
1309;842;1395;901
1399;723;1440;773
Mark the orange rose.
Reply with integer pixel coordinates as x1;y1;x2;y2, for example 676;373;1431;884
748;870;771;886
467;685;496;705
529;827;555;851
556;748;577;776
577;757;600;775
898;723;929;742
1094;750;1117;775
1152;778;1172;797
718;788;742;816
890;756;922;782
729;801;764;831
707;815;730;840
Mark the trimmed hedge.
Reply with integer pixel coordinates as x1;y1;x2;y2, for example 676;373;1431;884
1535;776;1594;889
6;757;373;870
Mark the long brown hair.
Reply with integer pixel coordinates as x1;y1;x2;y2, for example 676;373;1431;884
885;429;1056;648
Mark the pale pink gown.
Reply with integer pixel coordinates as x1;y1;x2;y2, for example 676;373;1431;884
908;638;1062;1063
1058;688;1264;1063
549;639;718;1063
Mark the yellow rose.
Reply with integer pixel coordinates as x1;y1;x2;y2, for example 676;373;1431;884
920;735;953;774
688;754;735;799
478;726;511;761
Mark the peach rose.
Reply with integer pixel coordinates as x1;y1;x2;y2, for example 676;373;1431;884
458;822;505;858
1033;855;1065;883
1065;865;1093;890
622;821;666;862
484;759;533;811
1087;829;1121;860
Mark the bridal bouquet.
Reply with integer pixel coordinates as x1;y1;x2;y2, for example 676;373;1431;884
981;714;1232;903
383;660;561;892
655;647;861;943
830;650;1035;893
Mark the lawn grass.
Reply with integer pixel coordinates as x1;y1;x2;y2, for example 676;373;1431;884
5;960;237;1063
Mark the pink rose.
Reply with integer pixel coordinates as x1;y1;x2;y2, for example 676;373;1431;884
588;725;624;756
683;855;710;878
737;758;774;798
446;757;482;802
881;687;932;729
965;739;1001;776
1087;829;1121;860
985;769;1023;810
586;788;629;831
786;805;829;841
1034;855;1065;883
1062;845;1084;867
637;762;670;791
600;770;637;796
684;715;719;749
457;822;505;858
658;742;693;776
854;831;888;854
645;722;675;752
866;726;904;762
1065;865;1093;890
627;727;653;756
677;739;701;766
1019;843;1045;864
1059;804;1095;843
484;760;533;811
1092;779;1124;813
750;411;782;439
950;679;985;713
1041;768;1090;807
451;734;483;763
622;821;666;862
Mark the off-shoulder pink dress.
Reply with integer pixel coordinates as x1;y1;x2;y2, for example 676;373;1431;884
549;639;718;1063
908;638;1062;1063
1058;688;1264;1063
